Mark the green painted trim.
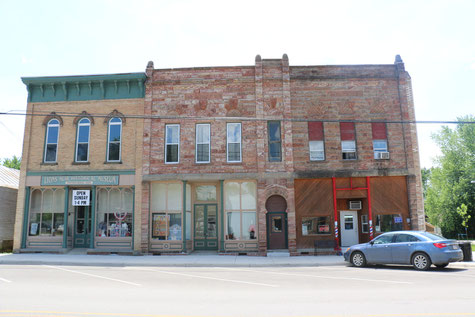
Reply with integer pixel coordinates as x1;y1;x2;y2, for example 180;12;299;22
62;186;69;248
132;185;135;251
22;73;146;103
27;170;135;176
220;180;224;252
182;180;187;252
193;203;219;251
21;187;31;249
89;186;96;249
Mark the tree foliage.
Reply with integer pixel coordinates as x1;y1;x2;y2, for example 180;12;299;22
424;115;475;238
1;155;21;170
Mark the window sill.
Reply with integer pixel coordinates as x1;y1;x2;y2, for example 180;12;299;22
104;161;122;164
72;161;90;165
41;162;58;166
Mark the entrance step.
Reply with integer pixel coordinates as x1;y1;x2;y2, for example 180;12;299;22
267;250;290;257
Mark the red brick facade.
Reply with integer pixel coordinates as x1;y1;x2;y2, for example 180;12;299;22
141;55;425;255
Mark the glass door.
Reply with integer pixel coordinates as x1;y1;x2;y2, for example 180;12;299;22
74;206;91;248
193;204;218;250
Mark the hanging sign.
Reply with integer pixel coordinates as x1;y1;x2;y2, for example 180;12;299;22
72;190;90;206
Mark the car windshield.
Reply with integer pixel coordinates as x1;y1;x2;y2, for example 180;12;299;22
419;232;446;241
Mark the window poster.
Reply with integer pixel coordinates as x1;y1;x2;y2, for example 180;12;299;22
152;214;168;238
72;190;90;206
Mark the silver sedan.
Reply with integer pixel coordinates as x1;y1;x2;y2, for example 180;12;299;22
343;231;463;270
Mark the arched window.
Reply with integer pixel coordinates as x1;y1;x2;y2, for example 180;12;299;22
76;118;90;162
107;117;122;162
44;119;60;162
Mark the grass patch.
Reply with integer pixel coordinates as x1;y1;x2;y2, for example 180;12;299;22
472;244;475;252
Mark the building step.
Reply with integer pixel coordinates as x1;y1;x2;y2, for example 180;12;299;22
266;250;290;257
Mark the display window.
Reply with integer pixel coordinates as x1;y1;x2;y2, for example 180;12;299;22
96;187;133;237
375;214;403;232
224;181;257;240
151;182;183;240
301;216;331;235
29;188;65;237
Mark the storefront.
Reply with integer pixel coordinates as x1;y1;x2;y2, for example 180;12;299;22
21;173;135;252
147;180;258;254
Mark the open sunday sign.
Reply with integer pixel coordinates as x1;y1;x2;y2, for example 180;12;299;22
72;190;90;206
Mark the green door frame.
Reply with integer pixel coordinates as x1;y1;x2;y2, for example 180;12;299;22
73;205;92;248
193;204;218;250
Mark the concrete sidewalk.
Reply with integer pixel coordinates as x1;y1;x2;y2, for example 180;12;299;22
1;252;474;268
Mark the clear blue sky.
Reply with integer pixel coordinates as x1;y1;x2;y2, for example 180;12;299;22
1;0;474;168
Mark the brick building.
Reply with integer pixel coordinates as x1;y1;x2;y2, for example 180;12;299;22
13;55;425;255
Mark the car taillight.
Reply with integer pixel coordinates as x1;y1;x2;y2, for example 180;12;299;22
433;243;447;249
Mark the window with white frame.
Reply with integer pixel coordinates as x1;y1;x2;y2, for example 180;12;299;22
373;140;388;158
227;123;241;162
76;118;90;162
151;183;182;240
308;122;325;161
372;122;388;159
341;141;357;160
340;122;357;160
165;124;180;163
29;188;65;237
361;215;369;233
196;124;210;163
44;119;60;163
224;181;257;240
107;118;122;162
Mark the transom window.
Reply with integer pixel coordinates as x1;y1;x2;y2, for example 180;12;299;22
44;119;60;163
76;118;90;162
196;124;210;163
165;124;180;164
107;117;122;162
227;123;242;162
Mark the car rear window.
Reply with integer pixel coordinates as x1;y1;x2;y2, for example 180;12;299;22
419;232;446;241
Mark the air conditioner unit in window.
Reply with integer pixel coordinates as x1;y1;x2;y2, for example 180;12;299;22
349;200;362;210
376;152;390;160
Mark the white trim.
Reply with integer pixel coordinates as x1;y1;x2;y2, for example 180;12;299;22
75;118;90;162
226;123;242;163
44;119;60;163
106;117;122;162
165;124;180;164
309;140;325;161
195;123;211;164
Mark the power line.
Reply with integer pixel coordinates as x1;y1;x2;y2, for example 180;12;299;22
0;111;474;125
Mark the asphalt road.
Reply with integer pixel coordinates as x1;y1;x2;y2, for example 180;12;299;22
1;264;475;317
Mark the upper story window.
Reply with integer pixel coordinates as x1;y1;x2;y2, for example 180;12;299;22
340;122;357;160
268;121;282;162
196;124;210;163
44;119;60;163
107;117;122;162
76;118;90;162
308;122;325;161
227;123;242;163
372;122;389;159
165;124;180;164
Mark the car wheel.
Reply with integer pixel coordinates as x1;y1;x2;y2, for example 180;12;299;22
412;252;432;271
435;263;449;269
350;251;366;267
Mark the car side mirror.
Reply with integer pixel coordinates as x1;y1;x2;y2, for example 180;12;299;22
370;241;374;245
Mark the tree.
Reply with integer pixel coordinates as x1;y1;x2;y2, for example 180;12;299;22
424;115;475;238
456;203;471;239
421;167;432;198
1;155;21;170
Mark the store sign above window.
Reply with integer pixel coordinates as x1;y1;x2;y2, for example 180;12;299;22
41;175;119;186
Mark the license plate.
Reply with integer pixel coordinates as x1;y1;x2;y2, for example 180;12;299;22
450;245;459;250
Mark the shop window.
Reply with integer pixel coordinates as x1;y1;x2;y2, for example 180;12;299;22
340;122;357;160
165;124;180;164
375;214;403;233
302;216;331;235
96;188;133;237
75;118;90;162
227;123;241;162
151;182;183;240
361;215;369;233
308;122;325;161
44;119;60;163
196;124;210;163
107;118;122;162
224;181;257;240
268;121;282;162
29;188;65;237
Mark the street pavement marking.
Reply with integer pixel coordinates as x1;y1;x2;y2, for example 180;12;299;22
44;266;141;286
133;267;279;288
0;277;12;283
223;268;413;284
